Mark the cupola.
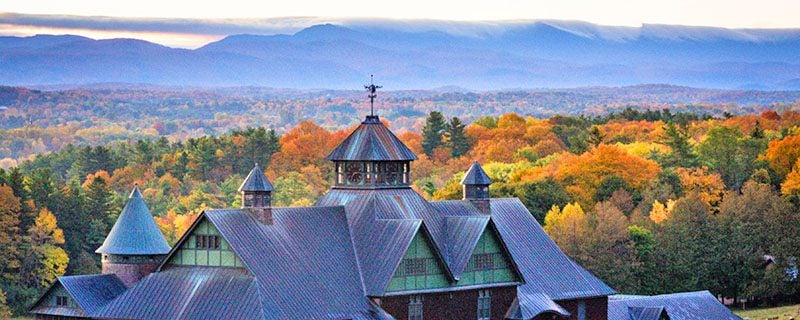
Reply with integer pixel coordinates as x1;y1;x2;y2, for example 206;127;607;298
461;161;492;214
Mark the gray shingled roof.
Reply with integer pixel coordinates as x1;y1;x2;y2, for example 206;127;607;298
326;115;418;161
460;161;492;185
96;186;171;255
30;274;127;318
608;291;742;320
504;290;571;319
238;163;273;192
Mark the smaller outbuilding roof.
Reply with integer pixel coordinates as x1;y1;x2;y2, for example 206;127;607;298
608;291;741;320
95;186;171;255
238;163;273;192
460;161;492;185
628;306;669;320
30;274;127;318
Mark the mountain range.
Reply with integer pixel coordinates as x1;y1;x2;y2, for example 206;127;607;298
1;21;800;90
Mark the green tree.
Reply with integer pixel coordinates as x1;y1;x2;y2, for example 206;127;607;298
658;122;697;168
628;225;659;294
587;125;605;147
594;176;631;203
514;179;571;224
698;127;767;190
421;111;447;157
655;194;716;293
445;117;470;157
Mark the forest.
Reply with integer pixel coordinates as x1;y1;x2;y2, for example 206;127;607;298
0;105;799;316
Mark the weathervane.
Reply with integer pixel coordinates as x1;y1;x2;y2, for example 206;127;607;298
365;75;382;117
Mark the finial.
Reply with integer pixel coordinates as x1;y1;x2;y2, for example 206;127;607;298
364;75;382;117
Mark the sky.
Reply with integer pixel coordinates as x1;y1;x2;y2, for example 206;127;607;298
1;0;798;48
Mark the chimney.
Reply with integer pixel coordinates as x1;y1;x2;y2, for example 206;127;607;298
461;161;492;214
249;207;273;225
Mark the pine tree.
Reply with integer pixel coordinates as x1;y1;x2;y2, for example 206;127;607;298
658;122;698;168
445;117;470;157
421;111;447;157
587;125;605;147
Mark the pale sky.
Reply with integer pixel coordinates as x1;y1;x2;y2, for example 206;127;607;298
1;0;798;47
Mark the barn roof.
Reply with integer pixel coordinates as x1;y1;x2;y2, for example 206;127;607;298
628;306;668;320
100;206;389;319
487;198;616;300
95;186;171;255
238;163;273;192
30;274;127;318
326;115;418;161
608;291;742;320
460;161;492;185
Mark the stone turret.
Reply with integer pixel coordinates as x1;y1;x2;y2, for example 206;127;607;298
461;161;492;214
239;163;274;224
96;185;171;286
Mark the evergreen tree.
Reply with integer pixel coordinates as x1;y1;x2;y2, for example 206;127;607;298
445;117;470;157
587;125;605;147
658;122;698;168
421;111;447;157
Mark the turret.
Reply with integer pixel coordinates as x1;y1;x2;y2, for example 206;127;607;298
96;185;171;286
461;161;492;214
238;164;274;224
326;115;418;189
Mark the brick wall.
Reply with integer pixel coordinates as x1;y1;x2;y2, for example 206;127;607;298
379;286;516;319
101;262;160;287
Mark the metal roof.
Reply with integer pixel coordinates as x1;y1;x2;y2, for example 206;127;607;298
98;267;264;320
238;163;274;192
608;291;742;320
628;306;668;320
326;115;418;161
504;290;571;319
96;186;171;255
30;274;127;317
489;198;616;300
460;161;492;185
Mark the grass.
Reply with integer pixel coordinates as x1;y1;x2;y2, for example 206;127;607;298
735;304;800;320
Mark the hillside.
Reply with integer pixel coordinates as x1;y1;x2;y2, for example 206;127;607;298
1;21;800;89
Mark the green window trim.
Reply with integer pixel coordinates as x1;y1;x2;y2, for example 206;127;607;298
386;226;519;293
166;218;245;268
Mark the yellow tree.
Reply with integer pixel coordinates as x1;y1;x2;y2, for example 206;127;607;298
764;134;800;179
780;158;800;197
544;203;588;258
25;208;69;287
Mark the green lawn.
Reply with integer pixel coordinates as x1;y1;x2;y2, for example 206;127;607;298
735;304;800;320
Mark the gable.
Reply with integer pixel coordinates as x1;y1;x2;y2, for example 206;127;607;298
165;216;245;268
458;223;519;286
384;224;519;294
30;283;85;317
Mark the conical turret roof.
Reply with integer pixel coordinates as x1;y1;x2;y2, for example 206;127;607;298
238;163;274;192
326;115;418;161
460;161;492;185
96;186;171;255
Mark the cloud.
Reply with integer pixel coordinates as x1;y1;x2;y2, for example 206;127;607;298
0;12;333;36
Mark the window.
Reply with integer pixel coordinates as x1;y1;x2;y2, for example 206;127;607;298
577;300;586;320
404;258;428;276
55;295;69;307
473;253;494;271
196;235;220;250
408;295;423;320
477;290;491;320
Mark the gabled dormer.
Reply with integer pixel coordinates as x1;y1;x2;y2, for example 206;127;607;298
327;115;418;189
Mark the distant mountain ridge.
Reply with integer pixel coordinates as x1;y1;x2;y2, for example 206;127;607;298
1;21;800;89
